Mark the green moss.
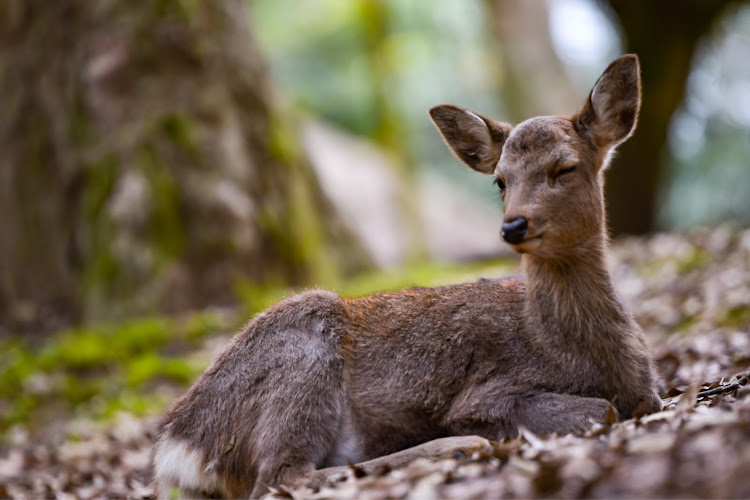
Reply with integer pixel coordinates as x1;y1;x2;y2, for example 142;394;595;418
256;205;315;282
263;110;344;284
232;258;517;315
2;393;36;430
335;258;517;298
673;314;699;332
0;314;203;434
636;247;712;278
39;317;172;371
81;156;118;227
68;92;92;148
719;305;750;327
139;143;186;260
98;389;166;419
175;0;200;21
162;113;198;160
256;177;341;286
182;311;226;344
60;375;104;406
149;0;199;21
0;341;37;430
677;247;711;273
267;113;302;165
80;155;120;291
287;175;339;283
234;279;292;316
81;114;198;310
27;114;47;172
124;353;197;388
112;317;173;353
0;340;36;395
39;330;114;370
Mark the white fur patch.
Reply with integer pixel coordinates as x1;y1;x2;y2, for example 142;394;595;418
326;425;363;467
462;110;493;154
153;437;221;494
323;404;364;467
591;85;615;122
464;110;486;127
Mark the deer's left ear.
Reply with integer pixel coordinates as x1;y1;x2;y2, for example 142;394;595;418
574;54;641;149
429;104;512;175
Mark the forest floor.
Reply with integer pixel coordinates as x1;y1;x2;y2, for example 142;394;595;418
1;226;750;499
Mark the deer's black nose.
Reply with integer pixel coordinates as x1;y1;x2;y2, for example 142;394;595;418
501;217;528;244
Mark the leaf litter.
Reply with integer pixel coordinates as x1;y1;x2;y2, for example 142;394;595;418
1;226;749;499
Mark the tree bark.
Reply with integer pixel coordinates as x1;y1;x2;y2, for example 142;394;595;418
605;0;735;235
0;0;368;336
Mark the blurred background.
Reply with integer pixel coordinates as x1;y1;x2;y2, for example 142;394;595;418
0;0;749;433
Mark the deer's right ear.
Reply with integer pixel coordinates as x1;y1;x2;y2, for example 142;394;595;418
429;104;512;175
574;54;641;150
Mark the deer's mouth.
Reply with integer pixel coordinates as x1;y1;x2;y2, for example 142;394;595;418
508;233;543;253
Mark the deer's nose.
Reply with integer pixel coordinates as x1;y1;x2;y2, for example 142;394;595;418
501;217;528;244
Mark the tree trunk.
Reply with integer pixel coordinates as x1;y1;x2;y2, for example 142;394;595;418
0;0;368;336
605;0;735;235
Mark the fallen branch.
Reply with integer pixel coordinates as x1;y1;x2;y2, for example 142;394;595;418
696;372;749;399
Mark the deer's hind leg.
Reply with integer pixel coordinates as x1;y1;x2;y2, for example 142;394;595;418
245;291;350;498
249;379;344;499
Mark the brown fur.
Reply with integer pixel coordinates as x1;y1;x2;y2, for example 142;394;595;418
152;54;661;498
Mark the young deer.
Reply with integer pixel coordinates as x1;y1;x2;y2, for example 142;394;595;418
152;54;662;498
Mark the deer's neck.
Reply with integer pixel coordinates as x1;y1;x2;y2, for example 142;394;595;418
522;239;631;342
521;238;657;415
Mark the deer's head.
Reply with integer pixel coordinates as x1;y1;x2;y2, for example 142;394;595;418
430;55;641;260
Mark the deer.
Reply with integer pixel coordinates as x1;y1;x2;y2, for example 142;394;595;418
152;54;663;498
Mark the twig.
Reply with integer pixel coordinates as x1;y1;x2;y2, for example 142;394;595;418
696;373;749;399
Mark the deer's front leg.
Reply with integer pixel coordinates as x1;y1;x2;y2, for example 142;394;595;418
446;391;616;439
512;392;616;435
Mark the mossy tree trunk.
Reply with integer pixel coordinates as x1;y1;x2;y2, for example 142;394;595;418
0;0;368;335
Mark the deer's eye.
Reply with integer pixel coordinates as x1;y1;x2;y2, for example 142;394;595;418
554;166;577;179
493;177;506;192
